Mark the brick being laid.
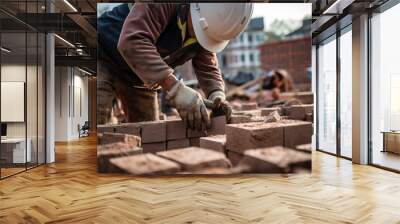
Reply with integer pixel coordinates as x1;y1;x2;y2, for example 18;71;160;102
157;147;232;171
97;142;143;173
239;102;258;111
229;115;252;124
166;118;187;140
199;135;226;153
226;122;284;154
237;146;311;173
97;132;141;147
208;116;226;136
110;153;181;175
137;120;166;143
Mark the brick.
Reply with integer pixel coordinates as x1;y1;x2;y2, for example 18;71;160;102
260;107;280;116
97;143;143;173
240;102;258;111
229;115;251;124
97;124;115;134
296;144;312;153
110;153;180;175
187;128;207;138
283;105;306;120
114;123;141;136
167;139;190;150
199;135;226;153
189;138;200;147
139;121;166;143
280;120;312;148
264;111;281;123
227;150;244;166
157;147;231;171
97;132;141;147
226;122;284;153
142;142;166;153
303;104;314;114
238;146;311;173
166;119;187;140
208;116;226;135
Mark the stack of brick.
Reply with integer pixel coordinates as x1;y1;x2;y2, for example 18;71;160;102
96;102;313;174
224;120;312;165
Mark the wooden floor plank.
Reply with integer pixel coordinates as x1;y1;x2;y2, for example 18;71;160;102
0;136;399;223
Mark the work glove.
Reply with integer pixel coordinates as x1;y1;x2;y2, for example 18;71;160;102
208;91;232;122
166;80;211;130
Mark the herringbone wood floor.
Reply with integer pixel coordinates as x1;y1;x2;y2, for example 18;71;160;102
1;136;400;224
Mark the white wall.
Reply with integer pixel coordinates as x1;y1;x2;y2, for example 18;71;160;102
55;67;89;141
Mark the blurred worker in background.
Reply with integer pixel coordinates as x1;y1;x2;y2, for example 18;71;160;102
98;3;253;130
261;69;293;100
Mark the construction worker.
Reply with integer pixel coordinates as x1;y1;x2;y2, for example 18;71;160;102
261;69;293;100
98;3;253;130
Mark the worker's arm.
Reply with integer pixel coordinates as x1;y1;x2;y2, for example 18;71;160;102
117;3;176;89
192;49;225;98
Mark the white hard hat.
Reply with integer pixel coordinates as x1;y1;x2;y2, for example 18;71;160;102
190;3;254;53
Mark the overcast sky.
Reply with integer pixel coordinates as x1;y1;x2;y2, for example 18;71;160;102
252;3;311;26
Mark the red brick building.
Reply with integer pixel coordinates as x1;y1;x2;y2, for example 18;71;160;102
259;36;311;90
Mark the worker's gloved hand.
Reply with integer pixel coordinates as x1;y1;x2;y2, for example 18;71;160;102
166;80;211;130
208;91;232;122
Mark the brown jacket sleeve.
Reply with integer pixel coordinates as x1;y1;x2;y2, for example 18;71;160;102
118;3;176;87
192;49;225;97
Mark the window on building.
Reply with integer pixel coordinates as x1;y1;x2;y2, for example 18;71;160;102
248;34;253;43
240;35;244;43
249;54;254;62
241;54;246;63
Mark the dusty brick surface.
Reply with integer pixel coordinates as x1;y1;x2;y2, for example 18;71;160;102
208;116;226;135
279;120;312;148
227;151;244;166
97;143;143;173
110;153;180;175
157;147;232;171
167;139;190;150
139;121;166;143
97;132;141;147
241;109;262;117
260;107;280;116
189;138;200;147
229;115;251;124
187;128;207;138
199;135;226;153
142;142;166;153
238;146;311;173
249;116;266;123
226;122;284;153
166;119;187;140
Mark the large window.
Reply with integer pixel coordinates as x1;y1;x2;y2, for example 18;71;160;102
370;3;400;171
317;35;337;154
339;27;352;158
